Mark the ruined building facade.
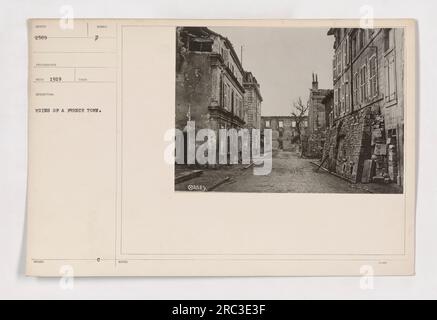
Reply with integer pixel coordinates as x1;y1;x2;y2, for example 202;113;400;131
302;74;332;158
261;116;308;151
176;27;258;134
323;28;404;186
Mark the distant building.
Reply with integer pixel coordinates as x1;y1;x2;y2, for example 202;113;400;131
307;73;332;134
323;28;404;186
302;74;332;158
243;71;263;129
322;90;334;128
176;27;247;133
261;116;308;151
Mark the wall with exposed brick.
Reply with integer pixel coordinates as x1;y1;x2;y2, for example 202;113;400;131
323;105;374;182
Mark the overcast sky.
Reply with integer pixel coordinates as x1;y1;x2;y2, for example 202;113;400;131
210;27;334;116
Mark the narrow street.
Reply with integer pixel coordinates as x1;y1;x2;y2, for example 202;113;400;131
214;150;366;193
176;150;397;193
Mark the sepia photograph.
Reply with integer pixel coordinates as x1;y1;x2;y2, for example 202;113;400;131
175;26;404;193
1;0;430;301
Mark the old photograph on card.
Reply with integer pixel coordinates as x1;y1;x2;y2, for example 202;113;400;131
174;26;404;193
25;19;415;277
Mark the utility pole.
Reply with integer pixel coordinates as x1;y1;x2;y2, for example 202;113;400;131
240;45;243;67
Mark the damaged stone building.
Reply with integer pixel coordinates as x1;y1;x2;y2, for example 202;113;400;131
176;27;259;135
261;116;308;151
322;28;404;186
302;74;333;158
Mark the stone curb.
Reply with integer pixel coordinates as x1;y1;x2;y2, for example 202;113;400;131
174;170;203;184
207;176;230;191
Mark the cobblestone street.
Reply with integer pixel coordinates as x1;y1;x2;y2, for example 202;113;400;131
215;150;368;193
175;150;402;193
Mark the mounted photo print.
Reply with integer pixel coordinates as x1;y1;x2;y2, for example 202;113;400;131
26;19;416;277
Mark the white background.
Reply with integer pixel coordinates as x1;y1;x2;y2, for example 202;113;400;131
0;0;435;299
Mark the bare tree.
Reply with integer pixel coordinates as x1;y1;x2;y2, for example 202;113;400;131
291;97;308;142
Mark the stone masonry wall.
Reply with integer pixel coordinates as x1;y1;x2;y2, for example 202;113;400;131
322;106;374;182
304;132;326;159
322;102;391;183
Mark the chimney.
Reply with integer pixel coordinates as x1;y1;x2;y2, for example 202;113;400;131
312;73;318;90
